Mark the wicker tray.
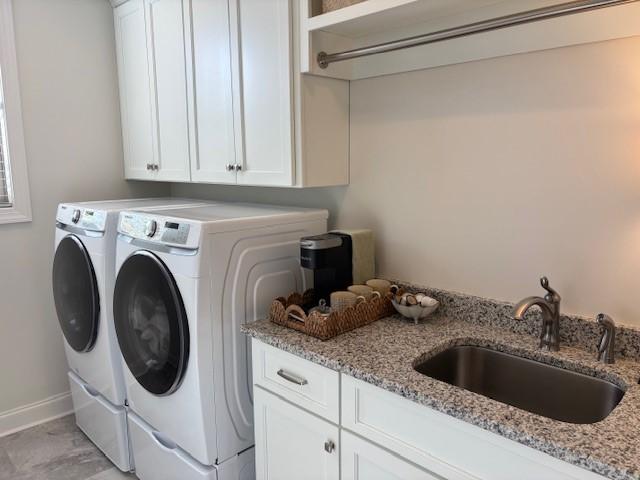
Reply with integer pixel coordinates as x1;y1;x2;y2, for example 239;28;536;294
268;289;396;341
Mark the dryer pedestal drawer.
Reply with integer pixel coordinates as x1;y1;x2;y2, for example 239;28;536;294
127;413;256;480
68;372;131;472
251;339;339;423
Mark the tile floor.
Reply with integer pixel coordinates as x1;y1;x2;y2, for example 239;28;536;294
0;415;134;480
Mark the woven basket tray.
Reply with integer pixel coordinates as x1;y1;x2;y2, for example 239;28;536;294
268;289;396;341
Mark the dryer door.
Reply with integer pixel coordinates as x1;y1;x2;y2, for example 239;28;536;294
113;251;189;396
52;235;100;352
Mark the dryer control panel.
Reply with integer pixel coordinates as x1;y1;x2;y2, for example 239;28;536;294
118;212;200;250
56;204;108;232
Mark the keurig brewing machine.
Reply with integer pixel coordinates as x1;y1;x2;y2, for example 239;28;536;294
300;233;353;305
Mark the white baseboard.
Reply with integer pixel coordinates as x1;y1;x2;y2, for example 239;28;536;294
0;391;73;437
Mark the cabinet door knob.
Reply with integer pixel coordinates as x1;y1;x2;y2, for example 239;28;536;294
226;163;234;172
146;163;153;171
153;164;159;171
324;440;335;454
234;164;242;171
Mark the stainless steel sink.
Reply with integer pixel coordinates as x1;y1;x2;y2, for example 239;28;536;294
414;345;624;424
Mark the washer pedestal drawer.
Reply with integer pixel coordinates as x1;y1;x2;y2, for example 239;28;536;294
128;412;255;480
68;371;131;472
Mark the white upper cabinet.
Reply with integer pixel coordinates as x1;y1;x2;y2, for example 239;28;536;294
113;0;349;187
229;0;349;187
144;0;191;182
231;0;293;186
114;0;155;180
114;0;191;182
186;0;237;184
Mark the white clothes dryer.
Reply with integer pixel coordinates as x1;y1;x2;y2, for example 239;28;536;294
112;203;327;479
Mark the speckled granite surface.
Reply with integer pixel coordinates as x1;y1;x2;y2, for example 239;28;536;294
242;286;640;480
395;281;640;362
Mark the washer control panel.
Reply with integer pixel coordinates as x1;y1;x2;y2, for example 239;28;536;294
118;212;197;249
56;205;107;232
159;221;190;244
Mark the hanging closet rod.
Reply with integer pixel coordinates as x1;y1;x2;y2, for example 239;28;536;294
317;0;638;68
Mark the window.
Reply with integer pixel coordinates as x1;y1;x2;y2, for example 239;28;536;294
0;0;30;223
0;78;12;207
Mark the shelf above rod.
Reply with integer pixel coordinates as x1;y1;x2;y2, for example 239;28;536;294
317;0;639;68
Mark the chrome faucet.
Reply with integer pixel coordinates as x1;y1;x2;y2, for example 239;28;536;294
513;277;562;352
596;313;616;364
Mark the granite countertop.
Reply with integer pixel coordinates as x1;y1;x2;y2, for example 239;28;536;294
242;286;640;480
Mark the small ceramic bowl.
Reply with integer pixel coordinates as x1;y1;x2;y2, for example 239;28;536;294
391;293;439;324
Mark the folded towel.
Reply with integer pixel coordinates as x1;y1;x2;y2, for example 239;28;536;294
330;229;375;285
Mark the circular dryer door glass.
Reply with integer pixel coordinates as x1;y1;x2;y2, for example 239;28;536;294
52;235;100;352
113;251;189;396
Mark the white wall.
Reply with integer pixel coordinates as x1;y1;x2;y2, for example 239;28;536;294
175;35;640;327
0;0;167;423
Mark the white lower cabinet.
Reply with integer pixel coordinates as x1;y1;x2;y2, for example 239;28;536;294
341;430;437;480
253;386;339;480
251;340;610;480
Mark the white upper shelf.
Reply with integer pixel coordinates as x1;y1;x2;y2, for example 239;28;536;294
306;0;517;38
301;0;640;80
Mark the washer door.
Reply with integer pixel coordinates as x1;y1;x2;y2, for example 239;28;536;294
113;251;189;396
52;235;100;352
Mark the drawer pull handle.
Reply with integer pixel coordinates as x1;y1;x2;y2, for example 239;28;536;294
82;382;100;398
324;440;335;453
151;430;178;451
277;369;308;386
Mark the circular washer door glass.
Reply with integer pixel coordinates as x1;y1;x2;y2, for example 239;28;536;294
113;251;189;396
52;235;100;352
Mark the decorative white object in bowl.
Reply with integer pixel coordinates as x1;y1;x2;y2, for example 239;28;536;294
391;292;439;324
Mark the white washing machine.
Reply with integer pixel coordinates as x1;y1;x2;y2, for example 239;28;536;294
52;197;212;471
112;203;327;480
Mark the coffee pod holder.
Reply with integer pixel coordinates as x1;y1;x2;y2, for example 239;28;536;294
268;288;399;341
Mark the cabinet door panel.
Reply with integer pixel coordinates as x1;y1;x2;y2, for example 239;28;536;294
233;0;293;186
145;0;191;181
342;430;440;480
342;375;606;480
114;0;154;180
187;0;237;183
254;386;338;480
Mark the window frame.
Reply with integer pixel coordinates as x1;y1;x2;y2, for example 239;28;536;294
0;0;30;224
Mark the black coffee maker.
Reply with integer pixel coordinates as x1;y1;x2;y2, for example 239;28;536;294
300;233;353;306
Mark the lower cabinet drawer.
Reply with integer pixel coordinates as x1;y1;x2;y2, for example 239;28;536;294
251;339;340;423
341;375;607;480
254;386;339;480
341;430;439;480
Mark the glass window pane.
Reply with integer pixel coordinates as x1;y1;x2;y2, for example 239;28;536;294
0;68;13;208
